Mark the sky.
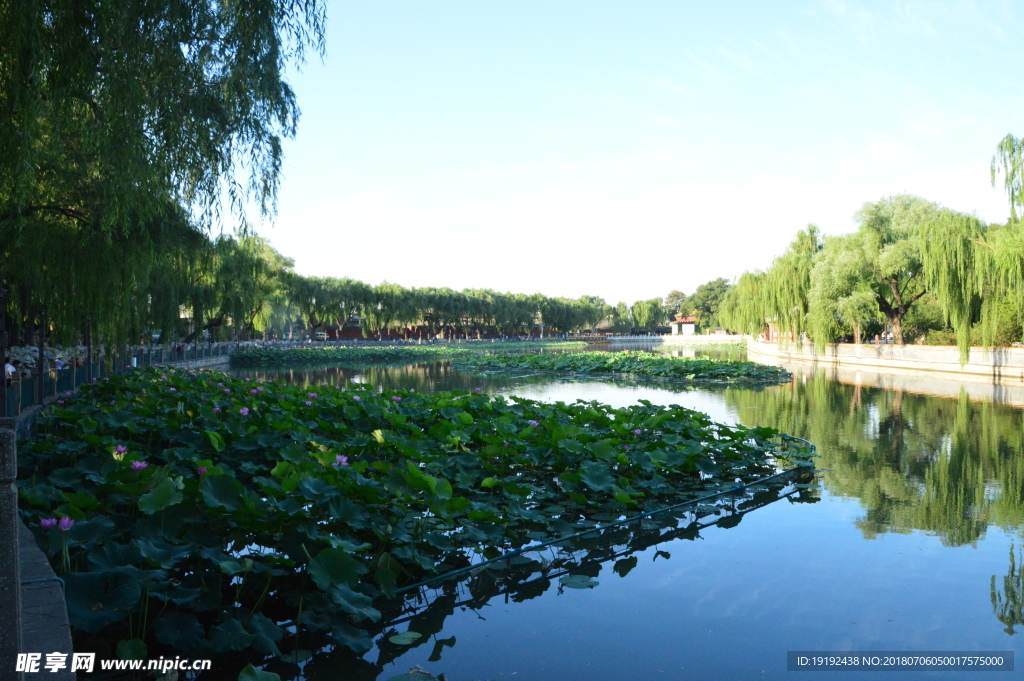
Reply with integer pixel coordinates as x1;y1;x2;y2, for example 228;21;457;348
258;0;1024;306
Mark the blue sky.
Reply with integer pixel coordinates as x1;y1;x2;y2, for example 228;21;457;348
261;0;1024;305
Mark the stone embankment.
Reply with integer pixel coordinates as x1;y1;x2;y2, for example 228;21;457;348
748;339;1024;382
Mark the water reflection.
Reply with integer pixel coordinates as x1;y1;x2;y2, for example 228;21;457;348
723;371;1024;547
266;469;814;681
993;546;1024;635
227;355;1024;678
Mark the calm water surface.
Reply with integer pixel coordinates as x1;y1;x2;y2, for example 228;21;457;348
230;347;1024;681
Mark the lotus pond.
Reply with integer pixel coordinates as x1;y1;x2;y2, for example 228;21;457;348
21;344;1024;680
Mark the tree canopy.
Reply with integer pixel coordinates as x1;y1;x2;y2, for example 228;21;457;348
0;0;325;346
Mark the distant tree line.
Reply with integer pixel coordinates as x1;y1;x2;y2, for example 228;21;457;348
719;161;1024;356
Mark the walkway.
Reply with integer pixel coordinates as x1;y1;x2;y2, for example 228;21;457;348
20;523;73;680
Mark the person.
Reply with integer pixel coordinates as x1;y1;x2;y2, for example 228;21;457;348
3;358;13;387
54;358;68;370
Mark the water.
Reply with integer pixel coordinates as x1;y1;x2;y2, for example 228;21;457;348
230;348;1024;681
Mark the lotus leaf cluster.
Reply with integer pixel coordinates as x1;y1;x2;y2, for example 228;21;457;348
452;350;791;383
232;343;584;366
18;365;793;673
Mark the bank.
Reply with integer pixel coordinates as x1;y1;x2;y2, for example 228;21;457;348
747;338;1024;383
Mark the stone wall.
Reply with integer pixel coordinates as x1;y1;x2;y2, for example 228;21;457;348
748;339;1024;381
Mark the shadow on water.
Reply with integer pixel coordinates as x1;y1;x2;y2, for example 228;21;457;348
267;467;818;681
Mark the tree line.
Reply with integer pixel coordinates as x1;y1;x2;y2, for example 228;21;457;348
0;0;730;347
719;143;1024;358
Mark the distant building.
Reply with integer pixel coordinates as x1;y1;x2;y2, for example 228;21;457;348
668;316;698;336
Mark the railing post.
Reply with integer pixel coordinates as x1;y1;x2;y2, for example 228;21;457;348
0;280;7;419
85;317;93;385
35;311;45;407
0;419;22;678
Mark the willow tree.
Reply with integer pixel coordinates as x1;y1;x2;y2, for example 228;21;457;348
853;195;942;345
628;298;663;331
718;272;768;336
807;234;879;345
0;0;325;341
719;226;822;341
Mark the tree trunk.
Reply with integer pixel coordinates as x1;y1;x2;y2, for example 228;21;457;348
853;324;861;345
889;315;905;345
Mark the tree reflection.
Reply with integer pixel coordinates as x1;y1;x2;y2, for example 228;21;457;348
257;471;815;681
724;372;1024;547
992;546;1024;635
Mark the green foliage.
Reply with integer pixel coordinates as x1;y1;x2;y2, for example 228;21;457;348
629;298;664;330
680;278;732;330
0;0;325;344
232;343;588;365
21;366;794;665
719;226;822;339
451;351;791;383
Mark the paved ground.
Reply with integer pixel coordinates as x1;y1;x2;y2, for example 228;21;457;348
19;523;74;681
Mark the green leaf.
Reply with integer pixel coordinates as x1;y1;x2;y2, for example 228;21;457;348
65;567;142;633
49;468;82;488
308;547;367;590
210;618;256;652
238;664;281;681
331;622;374;654
559;574;599;589
205;430;226;452
138;478;184;514
65;516;115;546
116;638;147;660
136;536;194;568
329;583;381;622
456;411;474;425
578;461;616;493
200;474;245;511
388;631;422;645
154;612;206;650
480;477;497;488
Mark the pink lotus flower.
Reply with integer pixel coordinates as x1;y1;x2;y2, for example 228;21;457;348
249;389;258;394
161;375;168;380
169;388;177;392
304;401;312;406
244;378;251;382
103;378;109;382
213;407;221;413
332;454;349;468
239;407;249;416
131;461;147;471
197;466;207;476
474;388;482;393
40;518;57;529
633;429;642;435
223;388;231;394
353;396;361;402
622;444;630;451
307;393;318;398
57;400;64;405
217;382;223;387
115;445;128;454
58;517;74;531
256;387;264;392
528;420;539;427
392;396;402;402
